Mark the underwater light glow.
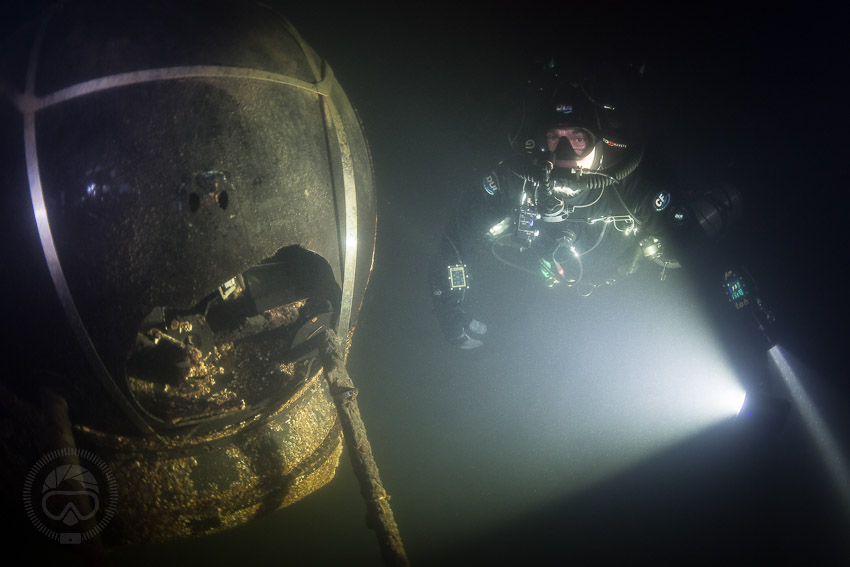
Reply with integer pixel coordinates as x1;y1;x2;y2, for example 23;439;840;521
528;294;749;498
425;276;757;551
723;384;748;416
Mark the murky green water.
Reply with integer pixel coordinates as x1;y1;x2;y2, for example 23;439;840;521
7;3;849;565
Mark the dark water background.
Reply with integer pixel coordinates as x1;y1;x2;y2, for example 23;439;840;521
6;2;850;565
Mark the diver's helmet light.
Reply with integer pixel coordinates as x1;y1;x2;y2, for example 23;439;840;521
489;216;512;237
639;236;662;258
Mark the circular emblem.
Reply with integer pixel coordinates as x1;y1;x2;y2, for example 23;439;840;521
482;173;499;196
23;448;118;544
653;191;671;211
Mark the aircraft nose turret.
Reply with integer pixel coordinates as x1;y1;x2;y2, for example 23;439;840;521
2;0;376;545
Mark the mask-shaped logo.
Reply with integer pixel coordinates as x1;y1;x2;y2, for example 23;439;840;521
23;449;117;544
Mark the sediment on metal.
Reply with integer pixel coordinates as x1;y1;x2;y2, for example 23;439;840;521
319;331;410;567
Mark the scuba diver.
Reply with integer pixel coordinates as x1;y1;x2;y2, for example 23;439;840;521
430;61;741;349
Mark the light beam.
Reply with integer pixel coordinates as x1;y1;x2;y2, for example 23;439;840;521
769;345;850;514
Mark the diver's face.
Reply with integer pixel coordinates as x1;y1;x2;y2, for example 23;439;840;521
545;128;589;155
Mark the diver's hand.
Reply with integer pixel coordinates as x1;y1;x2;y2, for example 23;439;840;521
513;157;553;191
455;319;487;350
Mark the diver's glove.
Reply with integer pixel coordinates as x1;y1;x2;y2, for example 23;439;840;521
511;155;553;192
453;319;487;350
457;333;483;350
468;319;487;335
527;158;556;209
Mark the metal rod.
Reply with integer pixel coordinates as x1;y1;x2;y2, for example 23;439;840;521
319;331;410;566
